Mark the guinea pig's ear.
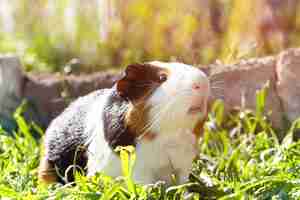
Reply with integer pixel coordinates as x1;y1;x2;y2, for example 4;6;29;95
116;63;167;102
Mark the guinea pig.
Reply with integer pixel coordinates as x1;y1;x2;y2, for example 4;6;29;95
38;61;210;185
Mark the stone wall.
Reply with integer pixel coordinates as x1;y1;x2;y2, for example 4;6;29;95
1;48;300;131
24;72;120;125
208;56;284;128
208;48;300;131
0;55;25;131
0;55;24;119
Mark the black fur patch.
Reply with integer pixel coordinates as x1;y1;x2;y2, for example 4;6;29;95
103;87;136;149
43;87;137;184
44;90;106;183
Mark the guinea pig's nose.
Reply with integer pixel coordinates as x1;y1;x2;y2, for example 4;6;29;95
192;81;209;92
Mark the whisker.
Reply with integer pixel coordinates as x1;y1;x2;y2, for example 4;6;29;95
209;77;225;82
211;87;224;91
211;86;224;90
211;91;224;95
212;93;224;97
210;82;225;86
138;90;189;140
211;86;225;96
136;85;211;141
211;85;224;88
210;78;224;81
140;100;167;130
138;104;169;139
209;76;224;80
209;74;223;80
210;81;225;85
211;93;225;99
211;89;224;94
142;107;163;131
211;82;224;85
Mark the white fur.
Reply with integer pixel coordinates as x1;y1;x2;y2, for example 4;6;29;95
85;90;121;177
86;62;210;184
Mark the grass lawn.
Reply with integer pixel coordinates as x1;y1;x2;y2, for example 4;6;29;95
0;88;299;200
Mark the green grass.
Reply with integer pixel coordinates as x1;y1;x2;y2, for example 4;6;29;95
0;89;299;199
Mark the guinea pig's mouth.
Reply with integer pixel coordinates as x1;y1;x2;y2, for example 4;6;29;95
188;105;203;115
187;97;205;115
187;95;207;115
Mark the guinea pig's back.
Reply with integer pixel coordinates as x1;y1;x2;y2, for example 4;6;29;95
39;89;110;183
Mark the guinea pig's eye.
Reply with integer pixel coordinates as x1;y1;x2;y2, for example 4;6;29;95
159;73;167;83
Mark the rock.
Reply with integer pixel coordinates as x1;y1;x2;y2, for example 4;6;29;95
24;73;69;125
276;48;300;122
0;55;46;131
7;47;300;132
0;55;24;119
209;56;284;128
23;72;120;122
0;55;25;132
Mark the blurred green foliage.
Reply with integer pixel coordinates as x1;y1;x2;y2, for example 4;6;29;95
0;0;300;72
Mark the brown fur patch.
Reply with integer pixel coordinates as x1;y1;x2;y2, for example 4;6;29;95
193;100;211;140
193;117;207;141
120;63;169;141
125;105;157;142
116;63;169;103
38;157;58;184
124;102;151;139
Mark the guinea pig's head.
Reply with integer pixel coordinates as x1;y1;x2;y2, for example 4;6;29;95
116;61;210;137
